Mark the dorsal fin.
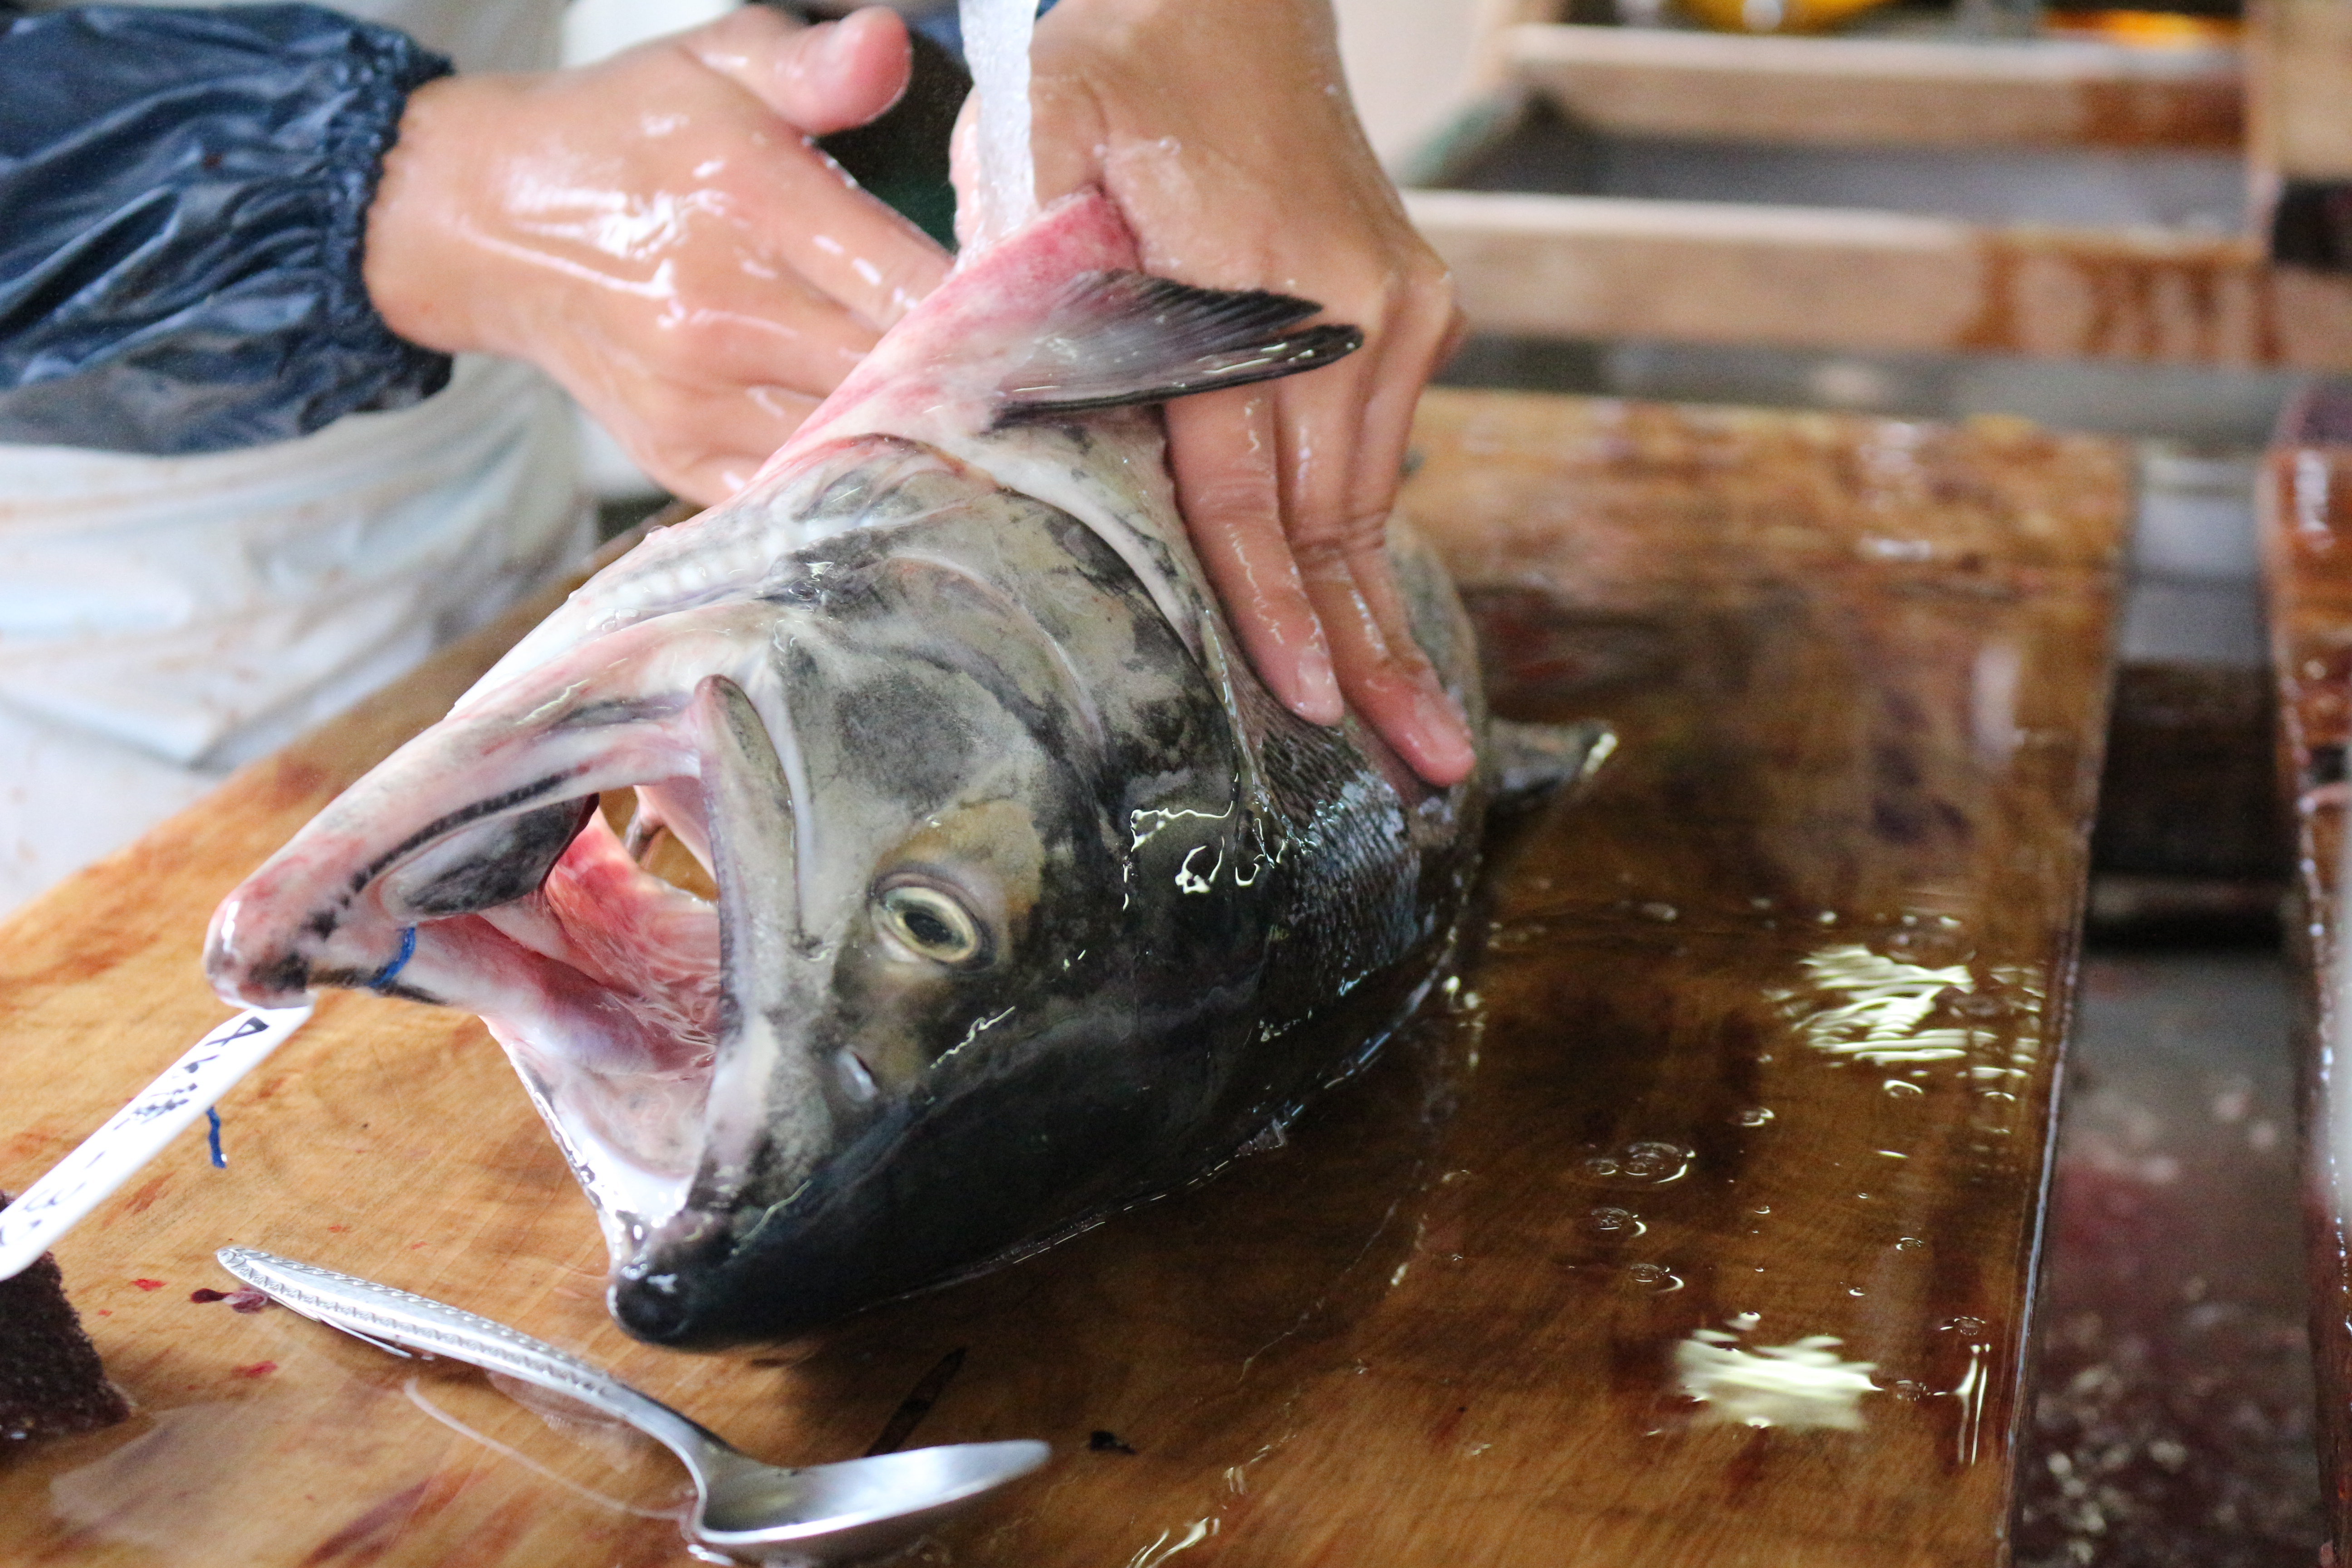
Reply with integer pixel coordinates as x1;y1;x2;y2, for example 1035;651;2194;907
995;271;1362;422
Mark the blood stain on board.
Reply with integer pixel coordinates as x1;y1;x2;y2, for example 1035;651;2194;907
230;1361;277;1379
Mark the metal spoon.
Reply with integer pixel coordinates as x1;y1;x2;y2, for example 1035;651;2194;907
216;1247;1048;1565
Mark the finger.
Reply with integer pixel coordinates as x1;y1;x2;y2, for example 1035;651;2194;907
686;6;911;136
1299;548;1476;788
1168;389;1341;725
1342;284;1458;556
753;140;950;330
947;102;981;252
1276;348;1475;787
1325;287;1463;745
679;9;946;329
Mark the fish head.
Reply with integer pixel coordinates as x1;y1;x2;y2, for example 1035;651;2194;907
206;459;1259;1346
209;188;1377;1344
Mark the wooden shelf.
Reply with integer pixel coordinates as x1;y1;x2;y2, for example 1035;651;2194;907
1504;23;2242;149
1406;187;2352;368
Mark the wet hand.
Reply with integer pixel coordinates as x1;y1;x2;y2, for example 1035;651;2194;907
364;7;952;506
956;0;1475;787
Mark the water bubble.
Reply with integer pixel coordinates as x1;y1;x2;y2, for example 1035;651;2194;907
1583;1140;1692;1186
1618;1142;1693;1183
1735;1107;1775;1127
1587;1205;1645;1238
1942;1315;1987;1336
1895;1236;1927;1250
1638;902;1679;922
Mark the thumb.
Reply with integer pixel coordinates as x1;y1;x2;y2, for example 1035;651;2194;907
685;6;911;136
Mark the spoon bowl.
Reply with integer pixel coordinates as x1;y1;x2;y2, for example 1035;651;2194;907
217;1247;1049;1564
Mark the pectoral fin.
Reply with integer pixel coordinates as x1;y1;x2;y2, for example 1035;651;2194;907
1489;719;1617;811
995;271;1362;421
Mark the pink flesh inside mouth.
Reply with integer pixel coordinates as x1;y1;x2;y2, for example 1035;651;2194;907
420;787;725;1229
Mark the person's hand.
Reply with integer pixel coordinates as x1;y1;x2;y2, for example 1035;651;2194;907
956;0;1475;787
364;7;952;506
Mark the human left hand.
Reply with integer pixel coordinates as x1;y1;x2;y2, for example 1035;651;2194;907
364;6;954;506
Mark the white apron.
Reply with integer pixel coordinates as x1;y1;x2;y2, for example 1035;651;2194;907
0;0;587;915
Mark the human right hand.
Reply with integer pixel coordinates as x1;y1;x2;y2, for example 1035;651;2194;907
363;6;952;506
955;0;1476;788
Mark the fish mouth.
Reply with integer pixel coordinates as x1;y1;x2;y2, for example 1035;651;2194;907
436;781;730;1239
206;664;825;1266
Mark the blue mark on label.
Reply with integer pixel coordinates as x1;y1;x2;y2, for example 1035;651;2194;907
206;1107;226;1170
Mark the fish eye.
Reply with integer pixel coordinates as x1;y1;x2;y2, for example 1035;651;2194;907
874;881;988;966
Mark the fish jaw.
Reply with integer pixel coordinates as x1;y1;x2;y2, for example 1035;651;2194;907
202;604;838;1249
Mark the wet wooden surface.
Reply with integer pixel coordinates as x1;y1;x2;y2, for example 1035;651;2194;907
2260;383;2352;1565
0;389;2125;1567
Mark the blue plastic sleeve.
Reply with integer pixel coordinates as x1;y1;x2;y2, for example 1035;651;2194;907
0;4;456;454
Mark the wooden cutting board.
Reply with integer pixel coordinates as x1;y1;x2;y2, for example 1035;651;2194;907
0;388;2125;1567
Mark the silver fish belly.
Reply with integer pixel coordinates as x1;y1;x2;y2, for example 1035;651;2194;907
205;192;1519;1346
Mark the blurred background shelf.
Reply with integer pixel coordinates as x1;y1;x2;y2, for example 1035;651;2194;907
1500;24;2241;149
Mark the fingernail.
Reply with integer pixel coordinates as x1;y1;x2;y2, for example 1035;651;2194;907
784;20;837;81
1414;683;1477;779
1294;638;1344;726
815;16;861;70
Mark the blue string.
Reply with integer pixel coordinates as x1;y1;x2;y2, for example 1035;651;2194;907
367;926;417;993
206;1107;225;1170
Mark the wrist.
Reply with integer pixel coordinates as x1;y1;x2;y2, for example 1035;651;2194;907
361;74;515;357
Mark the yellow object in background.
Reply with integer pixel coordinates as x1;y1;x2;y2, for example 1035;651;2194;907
2040;10;2243;44
1676;0;1902;33
1678;0;2244;37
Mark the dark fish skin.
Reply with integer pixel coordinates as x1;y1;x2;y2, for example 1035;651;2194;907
614;497;1486;1345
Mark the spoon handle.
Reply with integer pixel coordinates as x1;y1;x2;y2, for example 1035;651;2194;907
216;1246;721;1461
